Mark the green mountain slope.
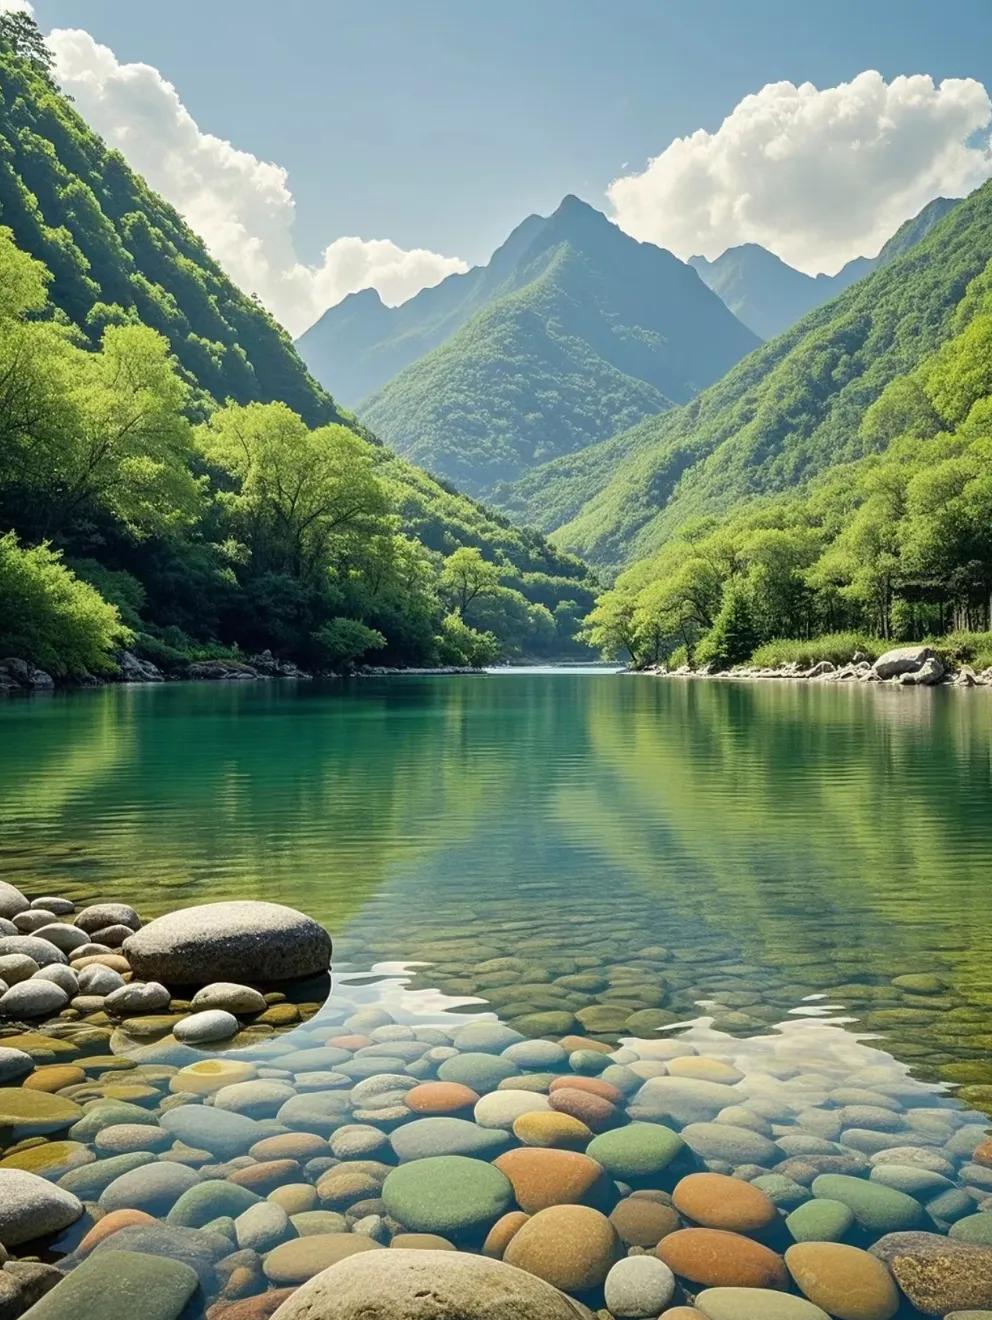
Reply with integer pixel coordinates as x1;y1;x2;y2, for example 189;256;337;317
689;198;958;340
354;197;758;499
0;34;344;427
522;181;992;569
0;20;596;673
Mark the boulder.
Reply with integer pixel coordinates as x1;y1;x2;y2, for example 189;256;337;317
870;1232;992;1314
0;884;29;920
268;1247;592;1319
0;1168;83;1246
117;650;164;683
872;646;934;679
123;900;331;985
16;1249;199;1320
186;659;258;681
0;935;67;968
900;656;945;686
0;658;54;690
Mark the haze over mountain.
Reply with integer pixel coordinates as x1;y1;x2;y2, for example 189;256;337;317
689;197;959;340
503;183;991;568
300;197;758;499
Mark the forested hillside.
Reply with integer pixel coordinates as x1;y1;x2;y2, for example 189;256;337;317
525;180;992;568
348;197;758;499
0;16;595;679
584;266;992;670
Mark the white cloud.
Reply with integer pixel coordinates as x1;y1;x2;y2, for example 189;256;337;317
609;71;992;274
46;28;467;335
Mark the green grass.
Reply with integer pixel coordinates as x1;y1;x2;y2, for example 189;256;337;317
749;634;885;668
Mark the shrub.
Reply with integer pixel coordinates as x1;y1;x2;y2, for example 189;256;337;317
312;617;386;669
926;630;992;673
695;584;759;671
436;611;501;667
749;632;885;668
0;532;130;675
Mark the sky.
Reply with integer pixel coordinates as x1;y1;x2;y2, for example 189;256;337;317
17;0;992;334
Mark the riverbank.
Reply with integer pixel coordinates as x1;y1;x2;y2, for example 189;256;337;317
2;881;992;1318
634;644;992;690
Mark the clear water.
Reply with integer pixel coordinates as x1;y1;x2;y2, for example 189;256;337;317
2;674;991;1100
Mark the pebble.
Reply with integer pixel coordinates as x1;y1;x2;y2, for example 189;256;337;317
473;1090;549;1130
99;1160;201;1214
512;1110;592;1147
786;1242;900;1320
586;1122;684;1178
695;1290;830;1320
673;1171;778;1232
382;1155;513;1237
0;980;68;1016
811;1173;924;1233
493;1147;609;1213
436;1052;519;1093
161;1105;263;1157
610;1196;680;1247
604;1255;676;1316
390;1116;509;1161
263;1233;382;1283
786;1197;856;1243
19;1247;199;1320
0;1087;82;1135
0;1047;36;1082
174;1009;240;1043
658;1227;789;1289
504;1203;619;1292
404;1081;479;1114
482;1210;530;1258
0;1168;83;1245
870;1231;992;1314
682;1121;781;1166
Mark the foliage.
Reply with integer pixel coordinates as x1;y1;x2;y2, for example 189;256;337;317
436;611;501;668
749;634;884;668
0;531;129;674
696;582;759;669
312;617;386;668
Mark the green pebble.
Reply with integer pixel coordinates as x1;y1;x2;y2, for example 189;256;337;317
382;1155;513;1237
786;1197;855;1242
811;1173;924;1234
950;1212;992;1246
17;1249;198;1320
586;1122;684;1178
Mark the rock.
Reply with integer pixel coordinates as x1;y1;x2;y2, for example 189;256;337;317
230;1160;302;1195
493;1148;611;1213
900;656;945;685
187;659;259;681
172;1059;257;1095
76;1209;159;1256
610;1197;680;1248
32;964;78;995
682;1121;780;1166
390;1117;508;1162
482;1211;530;1259
0;979;68;1016
504;1203;619;1292
235;1201;291;1252
0;884;29;920
88;1223;228;1287
75;904;141;935
513;1110;592;1148
503;1039;569;1070
629;1076;740;1125
174;1009;240;1043
872;645;934;679
0;659;53;690
0;1087;82;1135
0;935;67;968
99;1160;201;1214
31;923;89;954
214;1081;296;1118
266;1247;591;1319
68;1099;159;1140
404;1081;479;1114
450;1022;523;1053
263;1234;382;1284
673;1172;778;1232
382;1156;514;1237
811;1173;924;1234
786;1242;900;1320
168;1180;260;1228
328;1126;388;1160
436;1052;519;1093
95;1123;171;1154
118;650;164;682
547;1087;617;1131
604;1255;676;1317
105;981;171;1015
0;1047;33;1082
474;1090;550;1130
389;1233;457;1251
17;1248;199;1320
124;901;331;985
586;1123;684;1179
161;1104;263;1157
786;1197;856;1243
0;1139;92;1178
658;1228;789;1289
695;1290;830;1320
951;1214;992;1246
58;1152;158;1200
0;954;38;985
191;983;267;1014
0;1169;83;1245
870;1232;992;1314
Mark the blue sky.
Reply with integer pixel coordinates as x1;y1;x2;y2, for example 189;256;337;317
30;0;992;332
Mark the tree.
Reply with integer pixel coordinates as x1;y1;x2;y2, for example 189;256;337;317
0;532;130;675
312;617;386;669
696;581;759;669
440;546;502;616
0;12;55;82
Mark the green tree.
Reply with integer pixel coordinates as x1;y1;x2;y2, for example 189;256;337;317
440;546;503;616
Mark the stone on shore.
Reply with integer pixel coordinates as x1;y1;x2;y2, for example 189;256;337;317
0;1168;83;1246
872;645;934;679
173;1009;239;1043
267;1247;592;1319
786;1242;900;1320
123;900;331;984
191;982;267;1014
695;1290;830;1320
0;935;67;967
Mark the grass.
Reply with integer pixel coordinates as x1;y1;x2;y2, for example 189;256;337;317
749;633;885;668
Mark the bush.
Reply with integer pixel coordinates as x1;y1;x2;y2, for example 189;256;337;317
749;632;885;668
926;631;992;673
695;584;759;671
0;532;130;675
668;644;689;669
437;612;501;668
312;617;386;669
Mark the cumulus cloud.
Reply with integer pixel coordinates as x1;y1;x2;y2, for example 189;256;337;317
609;71;992;274
46;28;467;335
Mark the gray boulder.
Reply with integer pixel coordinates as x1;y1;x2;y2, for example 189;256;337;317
191;982;267;1014
0;935;67;967
124;900;331;985
173;1009;238;1043
0;1169;83;1246
0;884;29;920
268;1247;592;1319
105;981;171;1016
899;656;945;686
118;650;164;683
75;903;141;934
0;979;69;1017
873;645;935;679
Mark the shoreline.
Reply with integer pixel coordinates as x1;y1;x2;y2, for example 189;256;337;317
630;645;992;691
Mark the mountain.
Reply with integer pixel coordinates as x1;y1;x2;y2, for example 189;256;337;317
689;198;959;340
0;20;597;673
509;180;992;568
329;197;758;499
